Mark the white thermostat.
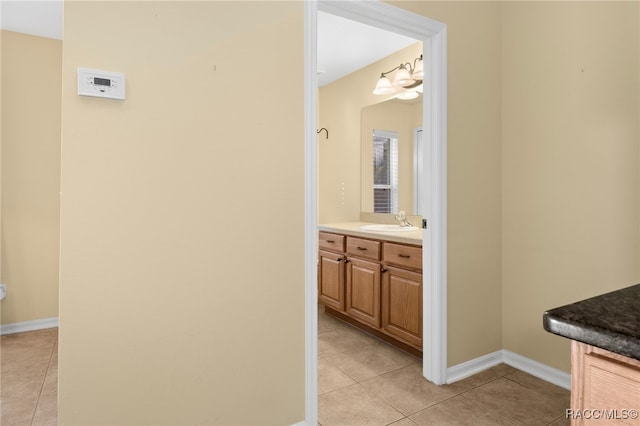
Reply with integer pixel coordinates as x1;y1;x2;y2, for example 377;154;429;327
77;67;125;100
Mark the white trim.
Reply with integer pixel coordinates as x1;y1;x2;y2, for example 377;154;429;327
303;1;319;425
446;350;571;391
422;23;448;385
0;317;59;335
446;350;504;384
503;349;571;390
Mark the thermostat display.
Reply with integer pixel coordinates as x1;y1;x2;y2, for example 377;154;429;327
94;77;112;86
78;67;125;100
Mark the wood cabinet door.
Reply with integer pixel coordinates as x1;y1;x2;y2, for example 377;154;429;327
318;249;345;311
382;266;422;347
581;352;640;425
346;257;381;327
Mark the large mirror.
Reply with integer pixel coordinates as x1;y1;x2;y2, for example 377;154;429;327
361;98;422;215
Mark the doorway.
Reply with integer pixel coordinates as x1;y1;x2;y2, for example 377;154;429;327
303;1;447;423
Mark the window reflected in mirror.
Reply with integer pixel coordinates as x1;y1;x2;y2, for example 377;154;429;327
373;130;398;213
361;99;422;215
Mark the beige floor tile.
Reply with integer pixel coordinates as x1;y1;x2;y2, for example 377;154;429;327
1;347;54;374
389;418;418;426
463;377;568;426
548;414;571;425
318;308;347;334
1;331;56;375
318;383;404;426
318;324;379;358
319;358;356;395
1;330;57;357
0;398;37;426
443;364;515;394
49;343;58;365
410;395;516;426
32;391;57;426
361;363;455;415
0;364;48;404
324;340;417;382
490;363;518;376
504;370;570;401
41;363;58;396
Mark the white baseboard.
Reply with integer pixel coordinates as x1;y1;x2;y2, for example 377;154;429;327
503;349;571;390
446;350;504;384
446;349;571;390
0;317;59;335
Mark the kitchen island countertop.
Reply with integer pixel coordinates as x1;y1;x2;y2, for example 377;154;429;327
543;283;640;361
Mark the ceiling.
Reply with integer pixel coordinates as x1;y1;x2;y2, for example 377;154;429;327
0;2;417;87
317;11;417;87
0;1;63;40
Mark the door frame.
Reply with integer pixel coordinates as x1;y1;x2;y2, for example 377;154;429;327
303;1;448;423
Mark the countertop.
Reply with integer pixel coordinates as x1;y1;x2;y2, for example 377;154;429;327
543;283;640;361
318;222;422;246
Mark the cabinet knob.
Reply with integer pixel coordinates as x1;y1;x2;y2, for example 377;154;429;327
381;268;387;273
337;257;342;262
344;259;350;264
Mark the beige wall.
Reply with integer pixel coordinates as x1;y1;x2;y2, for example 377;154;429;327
1;30;61;325
501;1;640;372
59;2;305;424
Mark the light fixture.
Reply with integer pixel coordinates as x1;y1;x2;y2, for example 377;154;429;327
395;90;419;101
372;54;423;100
373;74;394;95
392;64;414;87
411;58;423;80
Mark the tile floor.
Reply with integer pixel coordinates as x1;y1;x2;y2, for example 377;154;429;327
1;313;570;426
318;305;571;426
1;328;58;426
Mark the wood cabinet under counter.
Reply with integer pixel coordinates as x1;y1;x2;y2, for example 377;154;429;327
318;230;423;356
544;284;640;425
570;341;640;425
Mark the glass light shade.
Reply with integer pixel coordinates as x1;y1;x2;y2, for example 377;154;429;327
396;90;419;100
415;84;423;93
392;65;415;87
373;75;394;95
411;59;424;80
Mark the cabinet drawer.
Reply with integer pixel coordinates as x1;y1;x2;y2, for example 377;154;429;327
383;243;422;270
319;232;345;252
347;237;381;261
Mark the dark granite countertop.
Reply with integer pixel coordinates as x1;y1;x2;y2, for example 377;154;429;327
543;283;640;361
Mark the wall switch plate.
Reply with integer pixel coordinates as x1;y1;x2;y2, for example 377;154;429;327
0;284;6;301
78;67;125;100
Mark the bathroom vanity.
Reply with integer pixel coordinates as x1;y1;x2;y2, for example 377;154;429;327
543;284;640;424
318;222;423;356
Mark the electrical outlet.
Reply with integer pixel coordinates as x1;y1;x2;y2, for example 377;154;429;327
0;284;6;301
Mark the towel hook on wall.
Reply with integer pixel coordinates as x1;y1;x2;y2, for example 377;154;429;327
316;128;329;139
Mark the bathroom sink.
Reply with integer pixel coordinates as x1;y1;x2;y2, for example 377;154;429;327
359;224;419;232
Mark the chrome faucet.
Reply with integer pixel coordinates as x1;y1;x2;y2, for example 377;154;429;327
395;210;413;227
